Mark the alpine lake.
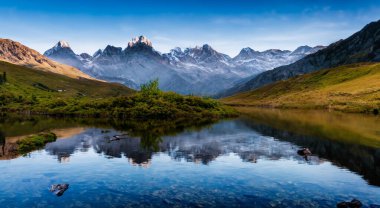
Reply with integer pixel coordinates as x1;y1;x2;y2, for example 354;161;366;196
0;108;379;208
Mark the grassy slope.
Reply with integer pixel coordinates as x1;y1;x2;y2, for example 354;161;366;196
223;63;380;113
0;61;134;99
0;61;235;119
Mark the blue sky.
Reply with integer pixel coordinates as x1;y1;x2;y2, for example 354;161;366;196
1;0;380;56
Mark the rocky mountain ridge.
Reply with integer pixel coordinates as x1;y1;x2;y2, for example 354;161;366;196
44;35;324;95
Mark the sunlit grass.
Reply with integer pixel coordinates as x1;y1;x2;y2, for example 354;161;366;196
223;63;380;114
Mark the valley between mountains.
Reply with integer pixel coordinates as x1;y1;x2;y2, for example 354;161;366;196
1;19;380;116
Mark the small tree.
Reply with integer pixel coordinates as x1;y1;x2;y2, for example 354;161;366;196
3;72;6;82
140;79;161;96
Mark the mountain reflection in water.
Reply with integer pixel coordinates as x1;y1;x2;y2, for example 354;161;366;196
45;123;321;166
37;111;380;186
1;110;380;207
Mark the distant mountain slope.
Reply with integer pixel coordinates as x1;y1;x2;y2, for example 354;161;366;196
222;63;380;113
0;39;94;80
231;46;324;73
0;61;133;99
44;36;323;95
220;19;380;97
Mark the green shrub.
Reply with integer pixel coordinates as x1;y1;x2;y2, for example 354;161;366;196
140;79;161;97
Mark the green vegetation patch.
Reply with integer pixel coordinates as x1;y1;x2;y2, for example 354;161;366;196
0;62;236;120
32;80;237;119
17;132;57;154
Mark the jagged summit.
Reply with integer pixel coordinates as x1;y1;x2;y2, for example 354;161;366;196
57;40;70;48
202;44;212;50
241;47;255;53
79;53;92;60
103;45;123;55
127;35;152;48
44;40;75;56
192;44;214;51
93;49;102;58
234;47;259;60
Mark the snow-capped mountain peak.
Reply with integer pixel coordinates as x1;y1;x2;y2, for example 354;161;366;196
234;47;260;61
57;40;70;48
44;40;74;57
242;47;255;53
43;40;83;70
127;35;153;48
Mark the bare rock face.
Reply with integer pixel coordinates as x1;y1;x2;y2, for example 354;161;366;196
0;39;54;66
0;39;94;80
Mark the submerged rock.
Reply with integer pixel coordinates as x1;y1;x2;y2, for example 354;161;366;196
337;199;362;208
109;134;129;141
50;184;69;197
297;148;312;156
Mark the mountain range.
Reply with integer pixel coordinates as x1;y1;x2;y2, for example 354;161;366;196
3;19;379;100
220;19;380;97
43;36;324;95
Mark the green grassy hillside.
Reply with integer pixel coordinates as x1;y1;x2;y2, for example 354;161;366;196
0;61;235;119
0;61;134;99
223;63;380;114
